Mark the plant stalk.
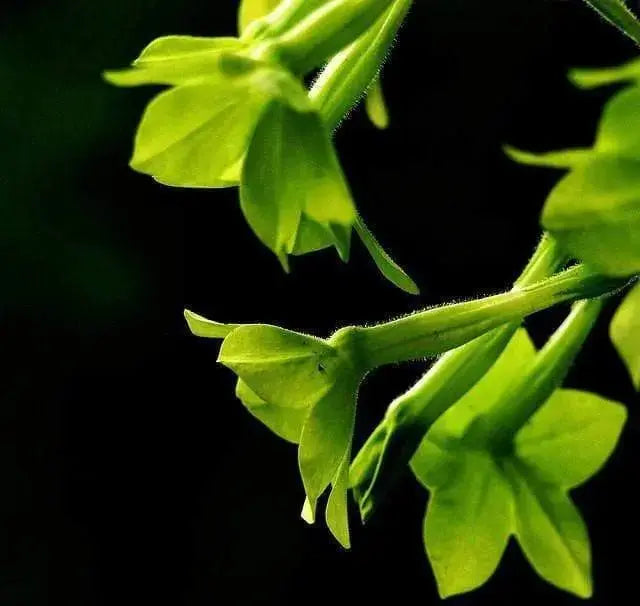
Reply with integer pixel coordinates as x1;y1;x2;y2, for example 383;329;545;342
357;264;622;369
350;234;566;519
582;0;640;45
311;0;413;129
470;298;603;452
268;0;396;73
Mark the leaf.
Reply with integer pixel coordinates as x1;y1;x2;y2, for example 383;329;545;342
365;77;389;129
581;0;640;46
236;379;308;443
421;451;513;598
504;460;592;598
354;214;419;295
570;57;640;89
504;145;592;169
515;389;627;488
218;324;340;409
240;101;356;267
239;0;282;34
541;154;640;277
104;36;242;87
611;281;640;389
184;309;238;338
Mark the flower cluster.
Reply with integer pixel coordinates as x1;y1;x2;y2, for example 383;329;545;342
106;0;640;598
106;0;418;291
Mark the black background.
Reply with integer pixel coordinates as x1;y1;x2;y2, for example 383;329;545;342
2;1;640;604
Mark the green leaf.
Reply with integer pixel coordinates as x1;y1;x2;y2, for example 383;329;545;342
365;77;389;129
239;0;283;34
104;36;242;87
581;0;640;46
570;57;640;89
184;309;238;338
354;215;419;295
611;281;640;389
504;460;592;598
541;154;640;277
504;145;592;169
240;101;356;267
419;450;513;598
218;324;340;409
515;389;627;487
236;379;308;443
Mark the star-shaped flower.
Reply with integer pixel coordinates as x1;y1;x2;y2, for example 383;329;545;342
411;323;626;598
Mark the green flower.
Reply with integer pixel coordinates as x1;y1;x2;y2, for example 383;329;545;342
507;76;640;278
507;60;640;392
349;234;566;521
183;267;622;548
104;0;418;289
611;280;640;390
411;311;627;598
105;38;356;268
184;310;366;548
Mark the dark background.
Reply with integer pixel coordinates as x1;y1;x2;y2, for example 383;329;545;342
2;0;639;604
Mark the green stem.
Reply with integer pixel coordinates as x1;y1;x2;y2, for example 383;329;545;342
350;234;566;520
243;0;327;41
268;0;395;73
582;0;640;45
311;0;413;129
357;264;622;368
471;298;603;452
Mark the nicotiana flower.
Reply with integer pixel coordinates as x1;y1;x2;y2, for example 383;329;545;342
103;0;417;287
610;280;640;390
183;265;624;548
410;304;627;598
349;234;566;521
506;60;640;392
105;41;355;269
184;310;366;548
506;76;640;278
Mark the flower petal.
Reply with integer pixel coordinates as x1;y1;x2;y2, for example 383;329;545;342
422;451;513;598
515;388;627;488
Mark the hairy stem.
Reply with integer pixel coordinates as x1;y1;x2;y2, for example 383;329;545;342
357;264;622;368
350;234;566;519
311;0;413;129
471;299;603;452
271;0;396;72
582;0;640;45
